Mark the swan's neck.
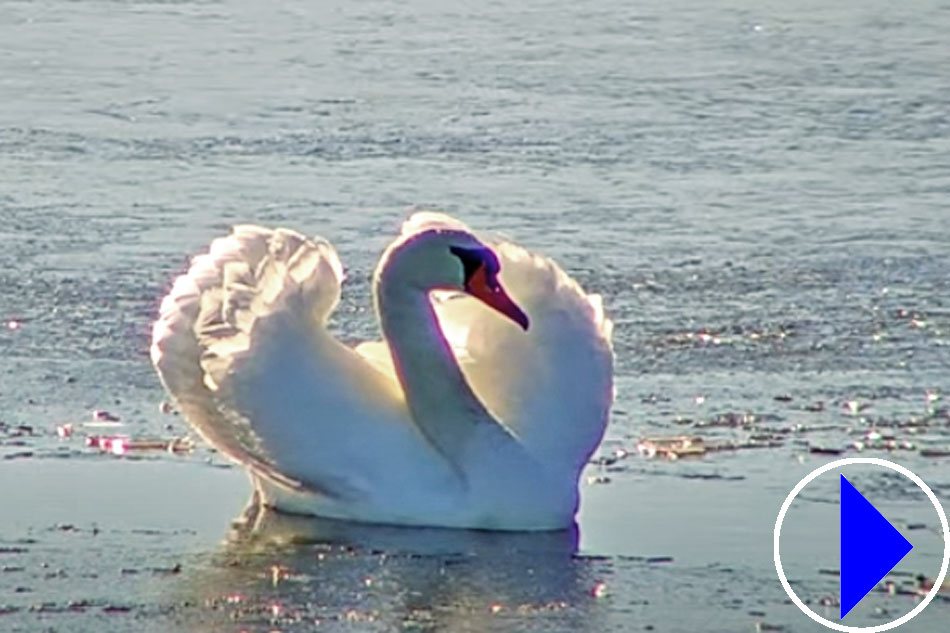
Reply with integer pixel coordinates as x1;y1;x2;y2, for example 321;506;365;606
376;276;497;457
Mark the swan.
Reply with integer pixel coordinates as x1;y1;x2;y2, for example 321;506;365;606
151;212;613;531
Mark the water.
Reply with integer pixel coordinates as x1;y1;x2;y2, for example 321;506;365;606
2;0;950;630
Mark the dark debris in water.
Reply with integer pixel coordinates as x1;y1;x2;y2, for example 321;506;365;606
2;451;34;460
0;547;29;555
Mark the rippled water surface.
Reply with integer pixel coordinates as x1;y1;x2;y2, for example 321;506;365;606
2;0;950;631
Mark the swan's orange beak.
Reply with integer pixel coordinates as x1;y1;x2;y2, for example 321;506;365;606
466;265;530;331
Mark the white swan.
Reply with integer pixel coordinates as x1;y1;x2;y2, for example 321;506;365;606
151;212;613;531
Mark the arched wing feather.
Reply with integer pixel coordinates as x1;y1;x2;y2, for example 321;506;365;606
151;226;443;500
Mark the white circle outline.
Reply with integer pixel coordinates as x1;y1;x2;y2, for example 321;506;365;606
774;457;950;632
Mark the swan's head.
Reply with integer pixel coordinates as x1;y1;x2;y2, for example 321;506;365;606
378;228;530;331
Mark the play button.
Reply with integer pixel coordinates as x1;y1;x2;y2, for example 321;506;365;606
840;474;914;619
774;457;950;632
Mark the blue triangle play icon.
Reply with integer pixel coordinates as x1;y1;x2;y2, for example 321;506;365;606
840;474;913;619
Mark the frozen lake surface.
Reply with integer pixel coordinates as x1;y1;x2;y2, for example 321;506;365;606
2;0;950;630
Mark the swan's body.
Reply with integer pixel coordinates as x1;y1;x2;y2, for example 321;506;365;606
151;213;613;531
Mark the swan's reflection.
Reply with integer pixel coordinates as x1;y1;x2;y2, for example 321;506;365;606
179;504;606;632
229;500;581;553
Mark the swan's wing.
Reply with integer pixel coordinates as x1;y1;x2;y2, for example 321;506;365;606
433;238;614;476
151;226;436;500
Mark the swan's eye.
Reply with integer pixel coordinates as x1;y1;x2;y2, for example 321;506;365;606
449;245;499;291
